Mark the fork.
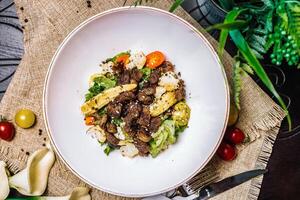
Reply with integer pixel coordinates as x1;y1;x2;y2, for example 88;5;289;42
168;164;220;198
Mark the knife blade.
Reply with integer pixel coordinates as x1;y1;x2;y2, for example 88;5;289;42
193;169;268;200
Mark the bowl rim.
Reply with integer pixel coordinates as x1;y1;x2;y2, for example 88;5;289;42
43;6;230;198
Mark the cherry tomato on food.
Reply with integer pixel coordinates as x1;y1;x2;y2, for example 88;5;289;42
0;119;15;141
116;54;130;64
225;127;245;145
146;51;165;69
85;116;95;126
217;142;236;161
15;109;36;129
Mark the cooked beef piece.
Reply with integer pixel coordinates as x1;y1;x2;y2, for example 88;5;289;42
106;122;117;133
126;101;142;119
118;70;131;85
149;70;160;84
130;79;137;84
105;132;120;147
149;117;162;133
98;114;108;129
123;102;142;137
137;86;156;105
164;107;174;118
131;68;143;82
112;62;124;74
134;138;150;156
175;88;185;101
136;128;152;143
106;102;122;118
124;122;137;137
142;87;156;95
175;80;186;101
115;91;136;103
160;61;174;73
137;107;151;127
142;81;151;89
124;113;133;125
138;91;154;105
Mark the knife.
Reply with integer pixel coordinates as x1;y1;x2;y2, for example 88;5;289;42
193;169;268;200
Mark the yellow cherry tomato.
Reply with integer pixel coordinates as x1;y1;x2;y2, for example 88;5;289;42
15;109;36;129
228;102;239;127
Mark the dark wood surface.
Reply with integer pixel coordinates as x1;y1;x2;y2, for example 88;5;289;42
1;0;299;199
258;66;300;200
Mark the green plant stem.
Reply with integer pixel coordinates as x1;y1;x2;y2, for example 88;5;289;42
169;0;184;12
218;0;235;11
206;20;249;31
218;8;246;55
229;29;292;130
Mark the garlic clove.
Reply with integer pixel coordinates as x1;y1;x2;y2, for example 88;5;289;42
9;143;55;196
69;187;91;200
0;161;10;200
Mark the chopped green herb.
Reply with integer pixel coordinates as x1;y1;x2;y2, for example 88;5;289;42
98;141;105;146
111;118;123;126
140;67;152;80
104;145;115;156
94;76;116;88
85;93;95;102
138;68;152;89
85;75;116;102
98;107;107;115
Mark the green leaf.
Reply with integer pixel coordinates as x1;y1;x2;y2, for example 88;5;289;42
169;0;184;12
104;145;115;156
249;40;266;54
265;10;274;32
261;0;274;8
250;48;264;59
85;75;116;101
98;107;107;115
111;118;123;126
218;8;246;56
233;60;242;110
229;29;291;130
218;0;234;11
286;3;300;54
252;28;268;36
132;0;146;6
241;63;254;75
206;20;248;32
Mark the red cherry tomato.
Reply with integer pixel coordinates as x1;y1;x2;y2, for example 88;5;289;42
225;127;245;145
217;142;236;161
116;54;130;64
0;120;15;141
85;116;95;126
146;51;165;69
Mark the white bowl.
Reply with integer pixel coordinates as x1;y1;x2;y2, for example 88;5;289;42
43;6;229;197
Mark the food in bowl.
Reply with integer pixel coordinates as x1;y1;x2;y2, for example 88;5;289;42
81;51;190;158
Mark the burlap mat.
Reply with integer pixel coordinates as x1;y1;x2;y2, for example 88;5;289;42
0;0;286;199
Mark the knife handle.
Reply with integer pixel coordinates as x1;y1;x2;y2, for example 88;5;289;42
196;186;213;200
